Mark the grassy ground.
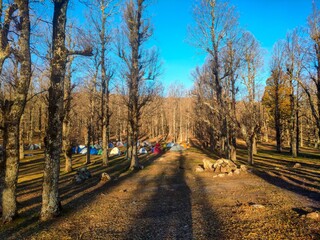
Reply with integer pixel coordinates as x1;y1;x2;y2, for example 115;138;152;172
0;141;319;239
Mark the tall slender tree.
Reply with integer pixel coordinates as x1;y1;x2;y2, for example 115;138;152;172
118;0;160;169
189;0;240;158
238;32;263;165
41;0;92;221
300;2;320;148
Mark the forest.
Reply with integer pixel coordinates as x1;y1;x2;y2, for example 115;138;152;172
0;0;319;239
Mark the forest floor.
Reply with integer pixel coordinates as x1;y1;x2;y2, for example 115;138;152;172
0;141;320;239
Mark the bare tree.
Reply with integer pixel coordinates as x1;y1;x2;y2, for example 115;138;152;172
189;0;240;158
237;32;263;165
41;0;92;221
0;0;31;222
269;41;286;153
285;29;304;157
117;0;161;169
300;2;320;148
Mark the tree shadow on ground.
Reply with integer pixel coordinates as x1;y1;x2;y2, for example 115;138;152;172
0;151;164;239
122;151;223;239
236;144;320;202
121;152;193;239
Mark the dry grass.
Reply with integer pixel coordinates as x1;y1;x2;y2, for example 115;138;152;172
0;141;319;239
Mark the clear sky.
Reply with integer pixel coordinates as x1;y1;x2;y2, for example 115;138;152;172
148;0;318;91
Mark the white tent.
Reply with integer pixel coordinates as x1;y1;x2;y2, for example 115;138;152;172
80;147;88;154
166;142;174;148
110;147;121;156
170;144;185;152
139;147;148;154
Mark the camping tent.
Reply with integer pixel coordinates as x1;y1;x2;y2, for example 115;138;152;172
116;141;124;147
89;147;99;155
110;147;121;156
108;142;114;148
94;144;102;150
139;147;148;154
166;142;174;148
170;144;185;152
77;145;86;154
152;143;161;154
80;147;87;154
28;144;41;150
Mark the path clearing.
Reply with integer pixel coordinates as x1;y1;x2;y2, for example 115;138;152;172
9;150;320;239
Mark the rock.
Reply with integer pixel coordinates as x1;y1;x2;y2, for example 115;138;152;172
293;163;301;168
251;204;265;209
195;166;204;172
213;175;218;178
228;172;233;176
234;169;241;175
218;173;225;178
101;172;111;182
74;167;91;184
240;165;248;172
74;175;83;184
306;212;320;220
203;159;214;171
213;158;237;173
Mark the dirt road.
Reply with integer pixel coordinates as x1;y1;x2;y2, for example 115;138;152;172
8;149;320;239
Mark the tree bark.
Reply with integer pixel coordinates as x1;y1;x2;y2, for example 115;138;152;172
247;139;254;165
1;0;31;222
2;122;20;222
41;0;69;221
86;124;91;165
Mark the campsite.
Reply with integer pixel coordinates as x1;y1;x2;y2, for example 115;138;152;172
0;140;319;239
0;0;320;239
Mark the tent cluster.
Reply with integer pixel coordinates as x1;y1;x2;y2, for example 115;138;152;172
71;145;103;155
108;141;125;148
25;143;41;150
167;143;188;152
68;141;189;156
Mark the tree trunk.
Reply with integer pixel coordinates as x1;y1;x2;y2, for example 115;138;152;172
247;139;254;165
19;120;24;160
102;123;108;165
63;119;72;172
252;135;257;155
86;124;91;165
41;0;69;221
300;119;304;147
2;123;20;222
1;1;31;222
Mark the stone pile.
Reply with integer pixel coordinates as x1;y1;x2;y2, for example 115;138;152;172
213;158;238;173
197;158;248;177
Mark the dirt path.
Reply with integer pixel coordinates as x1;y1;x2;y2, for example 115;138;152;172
9;150;320;239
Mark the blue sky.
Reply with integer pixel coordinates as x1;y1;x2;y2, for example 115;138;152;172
148;0;317;90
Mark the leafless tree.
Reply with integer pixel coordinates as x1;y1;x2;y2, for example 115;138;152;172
237;32;263;165
269;41;286;153
0;0;31;222
41;0;92;221
117;0;161;169
299;2;320;148
189;0;241;158
285;29;304;157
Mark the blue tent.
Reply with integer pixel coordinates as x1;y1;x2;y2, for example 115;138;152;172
89;147;99;155
71;146;77;154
